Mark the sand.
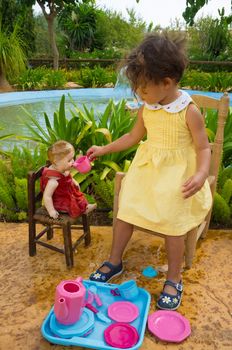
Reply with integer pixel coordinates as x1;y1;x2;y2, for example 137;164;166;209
0;223;231;350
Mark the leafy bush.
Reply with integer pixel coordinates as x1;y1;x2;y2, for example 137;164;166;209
10;66;232;92
181;70;232;92
92;174;114;208
11;67;67;90
73;66;117;87
187;14;232;65
0;145;47;221
212;166;232;225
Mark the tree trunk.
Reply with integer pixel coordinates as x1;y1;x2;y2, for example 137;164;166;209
0;72;13;92
46;16;59;70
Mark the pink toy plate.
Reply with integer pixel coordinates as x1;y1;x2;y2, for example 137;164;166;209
148;310;191;343
104;323;139;349
108;301;139;323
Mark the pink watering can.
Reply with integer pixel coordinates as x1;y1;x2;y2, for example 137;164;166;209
73;156;91;174
54;277;86;325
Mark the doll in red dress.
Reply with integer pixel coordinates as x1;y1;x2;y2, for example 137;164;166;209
41;140;96;219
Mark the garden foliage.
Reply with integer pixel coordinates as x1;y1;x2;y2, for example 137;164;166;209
212;166;232;225
0;97;231;226
0;145;47;221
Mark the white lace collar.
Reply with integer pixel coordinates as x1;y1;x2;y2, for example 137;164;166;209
144;90;192;113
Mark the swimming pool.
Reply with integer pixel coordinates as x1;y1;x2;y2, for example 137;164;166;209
0;88;231;148
0;87;231;107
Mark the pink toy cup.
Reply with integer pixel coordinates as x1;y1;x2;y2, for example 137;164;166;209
73;156;91;174
54;277;86;325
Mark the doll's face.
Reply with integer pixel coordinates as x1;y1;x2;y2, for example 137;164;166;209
54;149;75;173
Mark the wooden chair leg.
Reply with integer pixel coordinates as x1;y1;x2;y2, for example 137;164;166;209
62;223;73;268
82;214;91;246
47;226;54;240
184;228;198;269
29;220;36;256
201;208;212;238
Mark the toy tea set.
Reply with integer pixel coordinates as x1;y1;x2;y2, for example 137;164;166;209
73;155;92;174
41;275;191;349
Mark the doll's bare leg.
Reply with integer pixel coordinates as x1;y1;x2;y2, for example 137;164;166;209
97;218;134;273
84;203;97;214
164;234;185;295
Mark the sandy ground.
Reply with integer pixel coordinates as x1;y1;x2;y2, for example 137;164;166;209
0;223;231;350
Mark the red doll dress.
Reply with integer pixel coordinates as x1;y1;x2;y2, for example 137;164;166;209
40;168;88;218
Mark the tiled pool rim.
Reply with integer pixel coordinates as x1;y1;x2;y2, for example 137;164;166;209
0;88;231;107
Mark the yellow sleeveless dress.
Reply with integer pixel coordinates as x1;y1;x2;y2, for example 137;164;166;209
117;91;212;236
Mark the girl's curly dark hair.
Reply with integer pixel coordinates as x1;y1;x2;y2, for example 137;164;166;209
122;32;188;92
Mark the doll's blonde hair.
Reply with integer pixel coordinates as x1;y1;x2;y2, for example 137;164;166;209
47;140;74;163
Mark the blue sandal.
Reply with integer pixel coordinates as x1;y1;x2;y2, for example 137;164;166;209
89;261;123;283
157;280;183;311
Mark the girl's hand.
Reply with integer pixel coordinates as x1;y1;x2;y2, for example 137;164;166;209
87;145;105;160
182;171;207;199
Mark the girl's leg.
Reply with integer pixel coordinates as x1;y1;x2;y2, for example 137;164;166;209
98;218;134;273
164;234;185;295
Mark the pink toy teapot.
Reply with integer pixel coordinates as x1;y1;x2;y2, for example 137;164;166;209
54;277;86;325
73;156;91;174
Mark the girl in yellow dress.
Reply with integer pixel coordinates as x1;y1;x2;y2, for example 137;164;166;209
87;33;212;310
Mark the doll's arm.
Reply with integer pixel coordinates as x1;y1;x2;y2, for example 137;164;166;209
43;178;59;219
183;103;211;198
72;177;80;190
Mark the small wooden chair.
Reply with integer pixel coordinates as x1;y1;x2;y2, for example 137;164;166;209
28;166;95;268
113;92;230;269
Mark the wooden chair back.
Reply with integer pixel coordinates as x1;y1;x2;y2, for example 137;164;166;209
191;93;229;197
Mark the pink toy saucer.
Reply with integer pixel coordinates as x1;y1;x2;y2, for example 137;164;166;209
104;323;139;348
108;301;139;323
148;310;191;343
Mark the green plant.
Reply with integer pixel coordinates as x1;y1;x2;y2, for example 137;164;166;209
0;126;15;156
14;67;47;90
0;25;27;90
212;166;232;225
180;70;232;92
0;145;47;222
58;2;97;51
75;66;117;87
11;67;67;90
10;145;47;178
69;97;137;175
19;95;92;150
92;174;114;208
204;9;232;60
20;96;137;176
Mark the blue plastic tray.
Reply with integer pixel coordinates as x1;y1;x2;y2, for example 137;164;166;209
41;280;151;350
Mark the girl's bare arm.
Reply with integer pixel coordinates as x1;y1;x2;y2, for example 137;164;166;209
87;106;146;159
183;103;211;198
